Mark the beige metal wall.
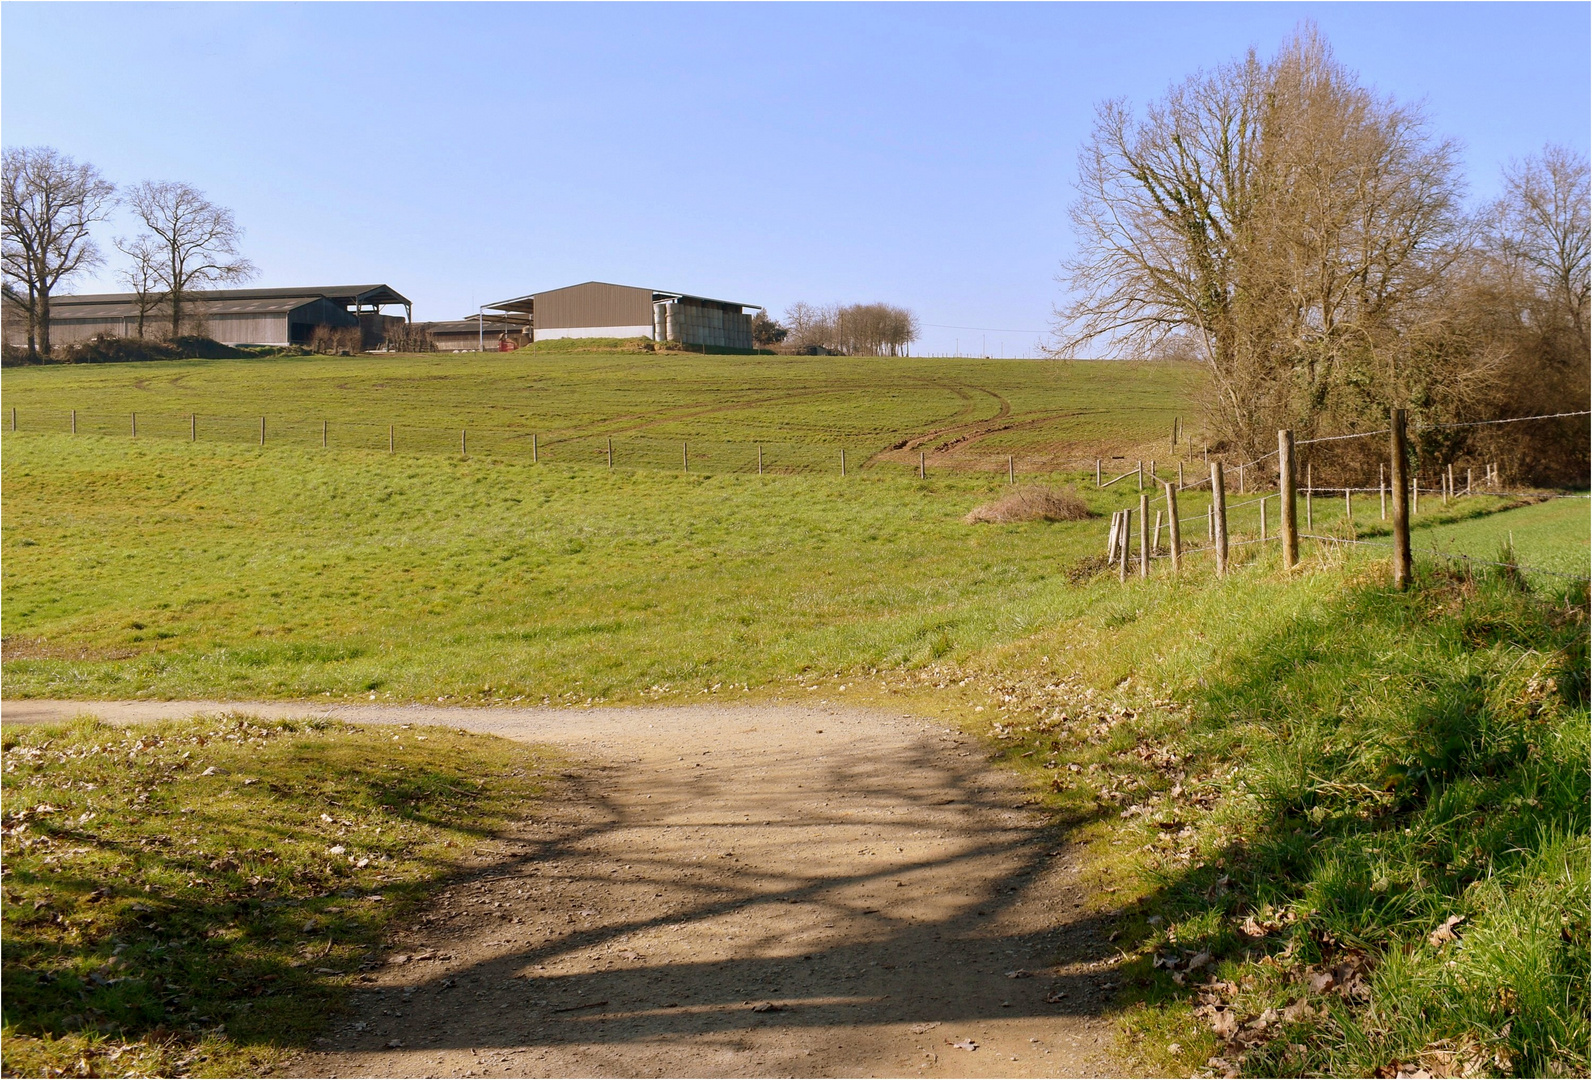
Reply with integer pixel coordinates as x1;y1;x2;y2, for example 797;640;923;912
534;282;654;331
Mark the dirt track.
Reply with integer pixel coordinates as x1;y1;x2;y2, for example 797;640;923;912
3;699;1123;1078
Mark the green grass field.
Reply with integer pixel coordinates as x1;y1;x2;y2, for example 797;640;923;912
3;349;1586;1078
0;351;1196;473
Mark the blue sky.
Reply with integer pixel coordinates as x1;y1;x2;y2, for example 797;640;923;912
3;1;1587;356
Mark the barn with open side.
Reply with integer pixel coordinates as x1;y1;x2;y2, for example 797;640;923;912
483;281;760;350
3;285;413;349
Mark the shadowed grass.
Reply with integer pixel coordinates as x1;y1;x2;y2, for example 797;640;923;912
0;714;552;1078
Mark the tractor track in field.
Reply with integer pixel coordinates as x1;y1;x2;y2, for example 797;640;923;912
4;698;1123;1079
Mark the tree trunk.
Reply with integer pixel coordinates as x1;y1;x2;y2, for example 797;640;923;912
37;289;51;357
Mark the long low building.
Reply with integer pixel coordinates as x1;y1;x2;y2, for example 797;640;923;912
426;313;531;352
3;285;412;349
484;281;760;350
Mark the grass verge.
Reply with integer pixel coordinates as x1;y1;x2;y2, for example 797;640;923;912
0;714;552;1078
919;548;1588;1078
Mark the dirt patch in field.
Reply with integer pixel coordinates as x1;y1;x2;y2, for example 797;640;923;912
4;699;1123;1078
0;637;140;662
966;486;1096;525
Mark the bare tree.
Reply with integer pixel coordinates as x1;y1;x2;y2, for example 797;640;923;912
1;147;116;357
1056;25;1466;456
124;180;254;337
782;301;918;356
114;234;166;338
1490;145;1590;355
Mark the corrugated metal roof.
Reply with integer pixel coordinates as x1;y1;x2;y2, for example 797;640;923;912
51;298;321;320
54;284;412;309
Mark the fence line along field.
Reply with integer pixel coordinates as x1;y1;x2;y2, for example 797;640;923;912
0;351;1194;474
2;351;1579;705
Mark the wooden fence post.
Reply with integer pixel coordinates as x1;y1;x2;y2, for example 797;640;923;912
1096;458;1102;488
1008;455;1015;485
1207;504;1214;543
841;449;846;476
1412;471;1419;516
71;409;77;434
1119;506;1132;582
759;444;764;475
1466;467;1472;496
192;414;198;442
1178;461;1184;489
1106;510;1121;561
1165;481;1181;573
1139;492;1149;579
1171;418;1178;449
1279;429;1298;570
259;417;266;446
532;432;538;463
607;436;613;470
321;419;327;448
683;441;689;472
1137;460;1143;491
1390;408;1411;589
1260;495;1267;542
389;425;394;454
919;450;925;479
462;429;467;457
1212;462;1228;577
131;412;137;438
1345;486;1352;523
1152;508;1164;551
1380;463;1386;520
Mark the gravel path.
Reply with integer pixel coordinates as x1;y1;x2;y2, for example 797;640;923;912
3;699;1123;1078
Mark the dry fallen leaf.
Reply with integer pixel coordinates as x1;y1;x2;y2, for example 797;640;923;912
1427;914;1465;948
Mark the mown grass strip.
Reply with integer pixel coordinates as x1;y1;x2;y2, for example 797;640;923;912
0;714;552;1078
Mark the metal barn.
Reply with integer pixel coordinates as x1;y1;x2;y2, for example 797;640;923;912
4;285;412;348
483;281;760;350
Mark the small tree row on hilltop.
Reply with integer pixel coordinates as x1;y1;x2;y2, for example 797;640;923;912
767;301;920;356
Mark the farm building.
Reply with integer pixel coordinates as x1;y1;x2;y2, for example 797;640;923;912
425;312;532;352
483;281;760;350
2;285;413;349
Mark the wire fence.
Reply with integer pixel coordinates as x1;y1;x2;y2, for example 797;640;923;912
1099;408;1589;586
2;406;955;478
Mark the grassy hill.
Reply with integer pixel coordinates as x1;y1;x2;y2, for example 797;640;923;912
0;350;1196;472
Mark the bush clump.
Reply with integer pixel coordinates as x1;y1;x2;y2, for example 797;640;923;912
965;484;1096;524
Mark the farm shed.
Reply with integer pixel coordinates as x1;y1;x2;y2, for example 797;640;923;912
484;281;761;350
426;313;531;352
3;285;413;349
